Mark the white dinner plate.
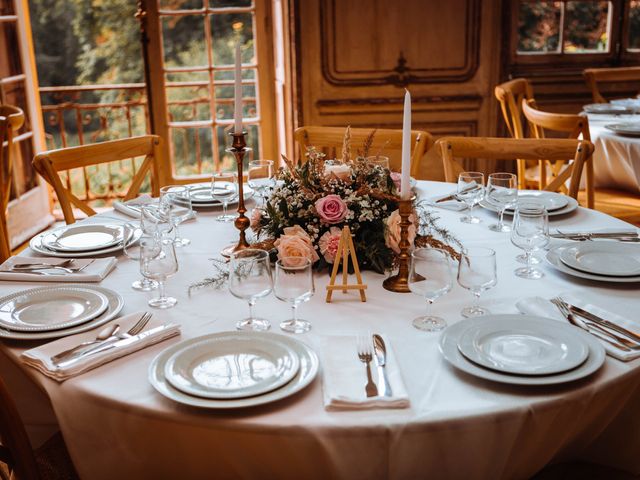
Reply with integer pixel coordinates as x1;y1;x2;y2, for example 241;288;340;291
0;285;123;340
505;191;569;212
0;286;109;332
611;98;640;109
176;183;254;208
559;242;640;277
440;315;606;386
480;192;578;217
457;317;589;375
30;224;142;258
150;331;319;409
41;224;127;252
164;334;300;399
545;246;640;283
604;123;640;137
583;103;635;115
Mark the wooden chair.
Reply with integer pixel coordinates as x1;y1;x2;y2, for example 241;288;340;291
522;99;594;208
437;137;594;202
0;105;25;262
583;66;640;104
293;126;432;178
33;135;163;224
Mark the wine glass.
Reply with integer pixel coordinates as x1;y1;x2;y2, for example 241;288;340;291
211;172;239;222
456;172;485;224
457;247;497;317
366;155;390;170
159;185;192;247
510;202;549;279
486;173;518;232
247;160;275;206
140;237;179;308
228;249;273;331
274;257;314;333
124;213;159;291
408;248;453;332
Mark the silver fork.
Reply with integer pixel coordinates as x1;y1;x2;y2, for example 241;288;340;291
357;335;378;398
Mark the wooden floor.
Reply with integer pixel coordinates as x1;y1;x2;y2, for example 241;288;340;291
579;188;640;227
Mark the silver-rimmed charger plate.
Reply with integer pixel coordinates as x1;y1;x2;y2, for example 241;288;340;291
150;331;319;409
178;183;254;208
0;286;109;332
505;191;569;212
164;333;300;399
546;246;640;283
30;224;142;258
559;242;640;277
584;103;635;115
440;315;605;386
41;224;127;252
0;285;123;340
457;317;589;376
480;192;578;217
604;123;640;137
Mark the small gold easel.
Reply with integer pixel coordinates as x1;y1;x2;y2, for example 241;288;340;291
325;226;367;303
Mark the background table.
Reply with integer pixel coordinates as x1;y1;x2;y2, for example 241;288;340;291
1;181;640;480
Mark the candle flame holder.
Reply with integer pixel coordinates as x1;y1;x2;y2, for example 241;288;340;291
221;131;252;258
383;197;414;293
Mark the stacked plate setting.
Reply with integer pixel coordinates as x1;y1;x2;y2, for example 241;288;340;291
480;191;578;217
149;331;319;409
177;183;254;209
439;315;606;385
30;222;141;258
0;285;123;340
546;242;640;282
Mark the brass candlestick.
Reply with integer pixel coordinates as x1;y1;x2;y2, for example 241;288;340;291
221;131;252;257
383;198;414;293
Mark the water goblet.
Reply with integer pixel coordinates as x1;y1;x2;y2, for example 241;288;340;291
365;155;390;170
159;185;192;247
274;257;314;333
486;173;518;232
211;172;239;222
510;202;549;279
140;237;179;308
457;172;485;224
123;217;159;291
408;248;453;332
457;247;497;317
247;160;275;206
228;249;273;331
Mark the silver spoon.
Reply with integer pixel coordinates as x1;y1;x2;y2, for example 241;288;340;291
51;324;121;363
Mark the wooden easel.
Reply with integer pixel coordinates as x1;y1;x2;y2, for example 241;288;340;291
325;226;367;302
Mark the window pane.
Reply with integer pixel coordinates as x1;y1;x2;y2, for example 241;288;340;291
171;127;214;176
517;1;561;53
210;0;252;8
162;15;206;67
167;84;211;122
564;1;610;53
629;0;640;50
159;0;203;9
211;13;255;66
0;22;22;75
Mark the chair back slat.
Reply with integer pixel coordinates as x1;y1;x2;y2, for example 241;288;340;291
584;66;640;103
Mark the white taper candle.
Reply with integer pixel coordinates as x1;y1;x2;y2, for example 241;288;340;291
234;42;242;134
400;89;411;199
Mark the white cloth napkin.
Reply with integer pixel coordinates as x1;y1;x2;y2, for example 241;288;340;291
21;312;181;381
516;294;640;361
318;335;410;410
425;193;467;212
0;256;117;283
112;194;155;218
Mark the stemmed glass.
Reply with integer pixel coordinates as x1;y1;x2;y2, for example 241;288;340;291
247;160;275;206
274;257;314;333
211;172;239;222
366;155;390;170
486;173;518;232
140;237;179;308
511;203;549;279
228;249;273;331
457;247;497;317
159;185;192;247
457;172;485;224
408;248;453;332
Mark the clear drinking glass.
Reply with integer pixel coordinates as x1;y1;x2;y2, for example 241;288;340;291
274;257;314;333
229;249;273;331
140;237;179;308
457;247;497;317
159;185;192;247
457;172;485;224
408;248;453;332
247;160;275;206
510;203;549;279
123;220;159;291
486;173;518;232
211;172;239;222
366;155;390;170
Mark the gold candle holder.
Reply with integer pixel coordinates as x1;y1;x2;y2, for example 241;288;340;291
383;198;414;293
221;131;252;257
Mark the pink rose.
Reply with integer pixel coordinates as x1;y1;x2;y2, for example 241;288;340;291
384;209;417;254
250;208;262;231
318;227;342;263
274;226;319;265
315;194;348;224
390;172;402;193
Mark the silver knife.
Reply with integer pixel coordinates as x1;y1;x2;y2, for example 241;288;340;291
564;301;640;344
372;334;393;397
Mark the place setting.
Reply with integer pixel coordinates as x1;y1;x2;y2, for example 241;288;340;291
0;256;116;282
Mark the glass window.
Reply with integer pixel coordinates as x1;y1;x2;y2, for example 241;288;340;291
628;0;640;50
518;2;561;53
564;1;610;53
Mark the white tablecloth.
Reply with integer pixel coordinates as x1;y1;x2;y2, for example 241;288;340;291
587;113;640;193
1;181;640;480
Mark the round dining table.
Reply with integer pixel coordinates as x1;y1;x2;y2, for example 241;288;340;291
1;180;640;480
